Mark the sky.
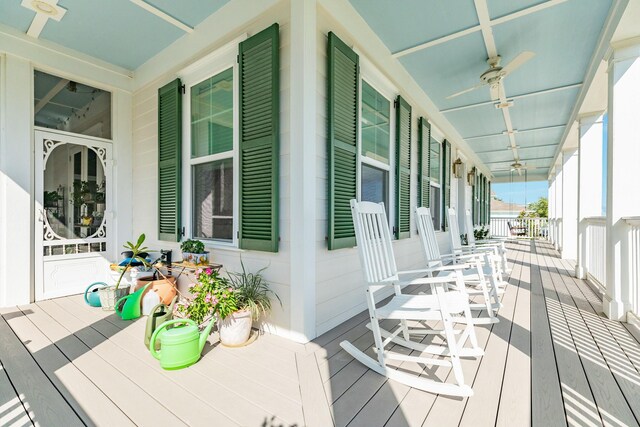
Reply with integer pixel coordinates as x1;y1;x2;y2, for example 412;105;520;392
492;180;548;206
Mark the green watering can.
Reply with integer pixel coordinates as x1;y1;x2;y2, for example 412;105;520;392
84;282;106;307
115;284;150;320
144;296;178;351
149;318;215;370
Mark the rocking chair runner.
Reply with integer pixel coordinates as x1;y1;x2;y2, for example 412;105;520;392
416;207;501;325
340;200;482;397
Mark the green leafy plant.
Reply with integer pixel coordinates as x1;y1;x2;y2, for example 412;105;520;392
227;259;281;321
474;226;490;240
71;180;95;207
44;190;62;206
180;239;206;254
179;268;237;324
114;234;149;290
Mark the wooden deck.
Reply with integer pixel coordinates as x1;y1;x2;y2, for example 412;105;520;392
1;241;640;426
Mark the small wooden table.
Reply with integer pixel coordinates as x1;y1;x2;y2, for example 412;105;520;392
168;262;223;281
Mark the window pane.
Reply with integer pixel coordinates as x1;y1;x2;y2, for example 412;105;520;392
361;81;390;164
361;164;389;213
430;185;441;230
191;68;234;158
34;70;112;139
193;158;233;241
430;137;440;183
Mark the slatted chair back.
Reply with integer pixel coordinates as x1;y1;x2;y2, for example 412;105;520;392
415;207;444;266
350;200;398;286
465;209;478;247
448;207;463;253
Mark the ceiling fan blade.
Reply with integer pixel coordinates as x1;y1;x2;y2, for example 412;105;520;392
446;82;485;99
501;51;535;77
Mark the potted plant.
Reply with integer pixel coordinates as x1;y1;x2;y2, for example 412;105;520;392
177;267;234;327
222;260;281;346
474;226;489;241
99;233;149;310
180;239;209;266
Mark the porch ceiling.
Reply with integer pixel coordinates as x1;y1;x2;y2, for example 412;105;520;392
349;0;614;179
0;0;230;69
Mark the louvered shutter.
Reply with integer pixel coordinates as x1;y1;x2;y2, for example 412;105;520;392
479;174;484;225
487;180;491;225
158;78;182;242
238;24;280;252
327;32;359;250
442;140;451;230
395;96;411;239
418;117;430;208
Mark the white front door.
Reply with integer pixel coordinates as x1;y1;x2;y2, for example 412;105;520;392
35;130;113;300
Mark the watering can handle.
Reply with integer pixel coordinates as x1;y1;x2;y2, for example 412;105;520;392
149;318;196;360
84;282;107;305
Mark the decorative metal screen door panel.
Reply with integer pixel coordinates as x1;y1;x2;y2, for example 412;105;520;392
35;130;113;300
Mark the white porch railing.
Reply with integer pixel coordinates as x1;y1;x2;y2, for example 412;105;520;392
490;217;549;239
626;217;640;318
585;217;606;291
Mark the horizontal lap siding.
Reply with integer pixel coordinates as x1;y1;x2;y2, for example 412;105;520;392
131;10;293;338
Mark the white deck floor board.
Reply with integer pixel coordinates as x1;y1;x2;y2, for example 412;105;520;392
4;241;640;426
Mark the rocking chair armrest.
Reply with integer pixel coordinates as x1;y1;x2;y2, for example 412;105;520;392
396;263;471;277
439;252;485;261
406;274;462;287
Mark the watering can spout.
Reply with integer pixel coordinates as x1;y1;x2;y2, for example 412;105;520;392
199;317;216;353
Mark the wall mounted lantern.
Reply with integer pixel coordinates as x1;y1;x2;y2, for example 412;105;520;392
467;167;476;186
452;158;463;179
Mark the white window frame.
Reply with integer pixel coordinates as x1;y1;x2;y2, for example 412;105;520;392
357;53;397;230
179;36;245;248
429;121;444;231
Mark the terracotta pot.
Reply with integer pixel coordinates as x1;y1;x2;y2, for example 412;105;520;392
218;310;252;347
135;276;177;305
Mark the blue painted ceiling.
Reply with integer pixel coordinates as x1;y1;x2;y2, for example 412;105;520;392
0;0;230;69
350;0;613;179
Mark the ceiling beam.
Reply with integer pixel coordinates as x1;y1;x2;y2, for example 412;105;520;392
465;124;566;141
129;0;193;33
476;143;559;154
21;0;67;39
440;82;583;114
392;0;570;58
34;78;69;114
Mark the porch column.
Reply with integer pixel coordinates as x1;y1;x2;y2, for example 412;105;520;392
561;148;578;260
550;170;556;246
289;0;317;342
604;39;640;320
0;55;33;306
554;161;563;251
576;113;604;279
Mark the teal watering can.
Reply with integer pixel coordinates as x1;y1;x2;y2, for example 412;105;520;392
149;318;215;370
84;282;106;307
115;284;150;320
144;296;178;351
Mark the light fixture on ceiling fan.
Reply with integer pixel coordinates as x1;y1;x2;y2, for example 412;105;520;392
446;51;535;101
494;161;538;176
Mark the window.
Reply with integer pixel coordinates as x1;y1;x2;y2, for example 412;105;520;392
430;135;441;229
187;66;236;244
360;81;391;215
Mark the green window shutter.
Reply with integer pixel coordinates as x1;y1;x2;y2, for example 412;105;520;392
471;168;476;226
238;23;280;252
327;32;359;250
395;96;411;239
487;180;491;225
441;140;451;230
418;117;430;208
158;78;182;242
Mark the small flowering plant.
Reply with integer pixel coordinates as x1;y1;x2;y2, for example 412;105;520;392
178;268;238;325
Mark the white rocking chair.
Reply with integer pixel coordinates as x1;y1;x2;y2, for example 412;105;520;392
464;209;510;274
340;200;481;397
416;207;501;324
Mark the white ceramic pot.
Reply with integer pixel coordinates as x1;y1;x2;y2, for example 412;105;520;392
217;309;252;347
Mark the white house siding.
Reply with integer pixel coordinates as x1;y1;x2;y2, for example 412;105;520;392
130;3;294;339
313;9;478;335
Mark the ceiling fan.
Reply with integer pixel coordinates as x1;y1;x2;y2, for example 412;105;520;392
494;161;538;176
446;51;535;101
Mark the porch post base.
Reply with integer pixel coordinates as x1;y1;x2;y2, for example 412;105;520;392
603;294;626;320
575;265;586;280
